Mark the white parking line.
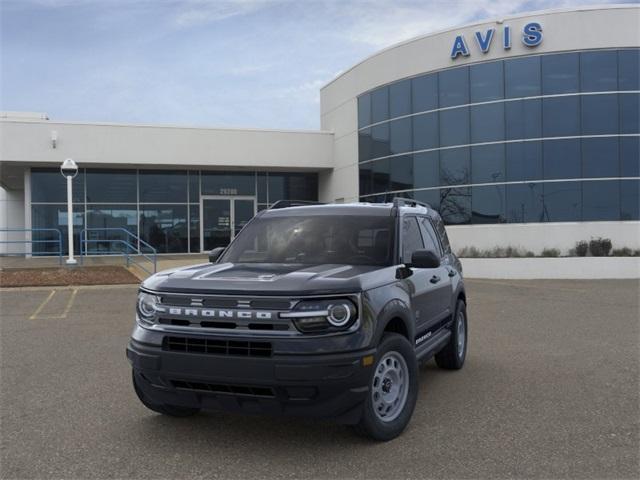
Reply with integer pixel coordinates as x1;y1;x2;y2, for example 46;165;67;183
28;289;78;320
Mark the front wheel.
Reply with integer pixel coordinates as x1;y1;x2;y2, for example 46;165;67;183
354;333;418;441
435;299;467;370
132;371;200;417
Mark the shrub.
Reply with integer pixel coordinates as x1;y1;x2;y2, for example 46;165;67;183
540;248;560;257
611;247;640;257
575;241;589;257
589;237;612;257
457;246;481;258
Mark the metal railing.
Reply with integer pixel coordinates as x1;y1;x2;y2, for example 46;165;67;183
80;228;157;275
0;228;63;264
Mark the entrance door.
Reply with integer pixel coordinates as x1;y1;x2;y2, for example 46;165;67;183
201;196;256;251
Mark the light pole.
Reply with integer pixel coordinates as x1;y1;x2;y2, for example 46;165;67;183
60;158;78;265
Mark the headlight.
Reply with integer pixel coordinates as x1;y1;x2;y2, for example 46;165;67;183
137;292;159;324
281;298;357;333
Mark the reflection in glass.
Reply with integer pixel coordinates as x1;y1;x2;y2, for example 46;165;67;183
413;152;439;189
86;169;136;203
371;123;390;158
389;117;412;155
440;148;470;186
413;189;440;211
471;144;505;184
439;67;469;108
621;180;639;220
440;187;471;225
359;162;373;196
543;182;581;222
618;49;640;91
583;180;620;221
581;51;618;92
189;205;200;253
470;103;504;143
621;137;640;177
439;107;469;147
542;96;580;137
506;142;543;182
581;94;619;135
358;94;371;128
389;79;411;118
620;93;639;134
471;185;505;224
359;129;373;162
32;169;85;203
31;204;84;255
189;171;200;203
544;139;580;180
267;173;317;203
582;138;619;178
371;87;389;123
86;205;137;253
390;155;413;192
541;53;579;94
140;205;189;253
470;60;504;102
412;112;439;151
505;56;541;98
505;99;542;140
139;170;187;203
411;74;438;113
372;159;390;194
506;183;543;223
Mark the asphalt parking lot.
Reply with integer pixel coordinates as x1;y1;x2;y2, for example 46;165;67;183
1;279;638;479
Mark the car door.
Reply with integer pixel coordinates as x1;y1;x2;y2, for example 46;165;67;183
400;216;435;336
415;216;453;333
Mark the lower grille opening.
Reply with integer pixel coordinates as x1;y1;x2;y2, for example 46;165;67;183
171;380;275;398
200;321;236;329
163;336;272;357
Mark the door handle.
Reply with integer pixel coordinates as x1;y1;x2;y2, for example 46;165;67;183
430;275;441;284
448;268;457;277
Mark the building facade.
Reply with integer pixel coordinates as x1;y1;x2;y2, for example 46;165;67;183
1;5;639;256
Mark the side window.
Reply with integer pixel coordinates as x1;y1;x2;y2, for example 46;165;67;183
419;217;442;256
433;216;452;254
402;216;424;263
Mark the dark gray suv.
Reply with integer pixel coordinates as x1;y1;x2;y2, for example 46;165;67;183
127;198;467;441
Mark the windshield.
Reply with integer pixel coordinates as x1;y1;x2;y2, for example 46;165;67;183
220;214;395;266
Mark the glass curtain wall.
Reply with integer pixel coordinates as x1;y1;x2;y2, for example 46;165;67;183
358;48;640;224
31;169;318;254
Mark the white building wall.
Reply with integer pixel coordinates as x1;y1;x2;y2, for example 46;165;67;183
0;186;25;254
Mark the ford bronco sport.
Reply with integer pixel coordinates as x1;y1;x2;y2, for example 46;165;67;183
127;198;467;441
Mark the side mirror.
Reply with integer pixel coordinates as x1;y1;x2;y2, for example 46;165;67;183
408;249;440;269
208;247;226;263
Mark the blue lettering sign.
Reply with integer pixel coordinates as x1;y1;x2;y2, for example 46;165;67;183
450;35;470;59
503;25;512;50
474;28;495;53
522;22;543;47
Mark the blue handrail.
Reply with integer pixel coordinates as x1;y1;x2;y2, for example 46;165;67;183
80;228;157;275
0;228;63;264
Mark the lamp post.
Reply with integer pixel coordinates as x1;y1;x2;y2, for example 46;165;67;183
60;158;78;265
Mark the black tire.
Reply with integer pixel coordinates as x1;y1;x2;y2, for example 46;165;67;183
354;333;418;441
435;299;467;370
132;371;200;417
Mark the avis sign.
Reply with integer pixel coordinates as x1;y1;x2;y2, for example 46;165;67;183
450;22;543;59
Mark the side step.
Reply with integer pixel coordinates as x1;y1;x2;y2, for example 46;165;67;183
415;328;451;362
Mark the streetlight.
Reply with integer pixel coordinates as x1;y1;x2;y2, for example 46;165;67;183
60;158;78;265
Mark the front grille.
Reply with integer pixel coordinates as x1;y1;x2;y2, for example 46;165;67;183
171;380;275;397
163;336;272;357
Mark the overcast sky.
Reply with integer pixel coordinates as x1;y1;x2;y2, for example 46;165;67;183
1;0;635;130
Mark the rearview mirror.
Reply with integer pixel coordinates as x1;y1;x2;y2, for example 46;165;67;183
208;247;226;263
408;249;440;269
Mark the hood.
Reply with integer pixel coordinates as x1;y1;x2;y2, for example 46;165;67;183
142;262;395;296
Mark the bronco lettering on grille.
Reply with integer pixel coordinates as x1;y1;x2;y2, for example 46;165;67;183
156;306;273;320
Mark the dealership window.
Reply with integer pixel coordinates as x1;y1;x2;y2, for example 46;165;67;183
31;204;84;255
139;170;188;203
505;99;542;140
620;137;640;177
86;169;136;203
371;123;390;159
506;142;543;182
188;171;200;203
583;180;620;221
470;60;504;103
581;51;618;92
541;52;579;95
543;139;581;180
31;168;85;203
620;93;640;135
582;137;619;178
390;155;413;192
372;159;391;194
139;206;188;253
358;94;371;128
412;112;439;151
471;144;505;184
371;86;389;124
543;182;582;222
618;49;640;90
411;73;438;113
359;128;373;162
581;94;619;135
439;66;469;108
440;148;470;186
506;183;543;223
85;205;137;253
202;172;255;196
505;56;541;98
440;187;471;225
471;185;505;224
413;189;440;211
621;180;640;220
389;117;412;155
267;173;318;203
542;96;580;137
439;107;469;147
470;102;504;143
189;205;200;253
413;151;439;189
389;79;411;119
359;163;373;196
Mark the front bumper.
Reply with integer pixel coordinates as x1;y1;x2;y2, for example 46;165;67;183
127;337;376;424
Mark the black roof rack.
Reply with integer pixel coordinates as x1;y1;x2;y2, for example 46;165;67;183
269;200;325;210
391;197;432;210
